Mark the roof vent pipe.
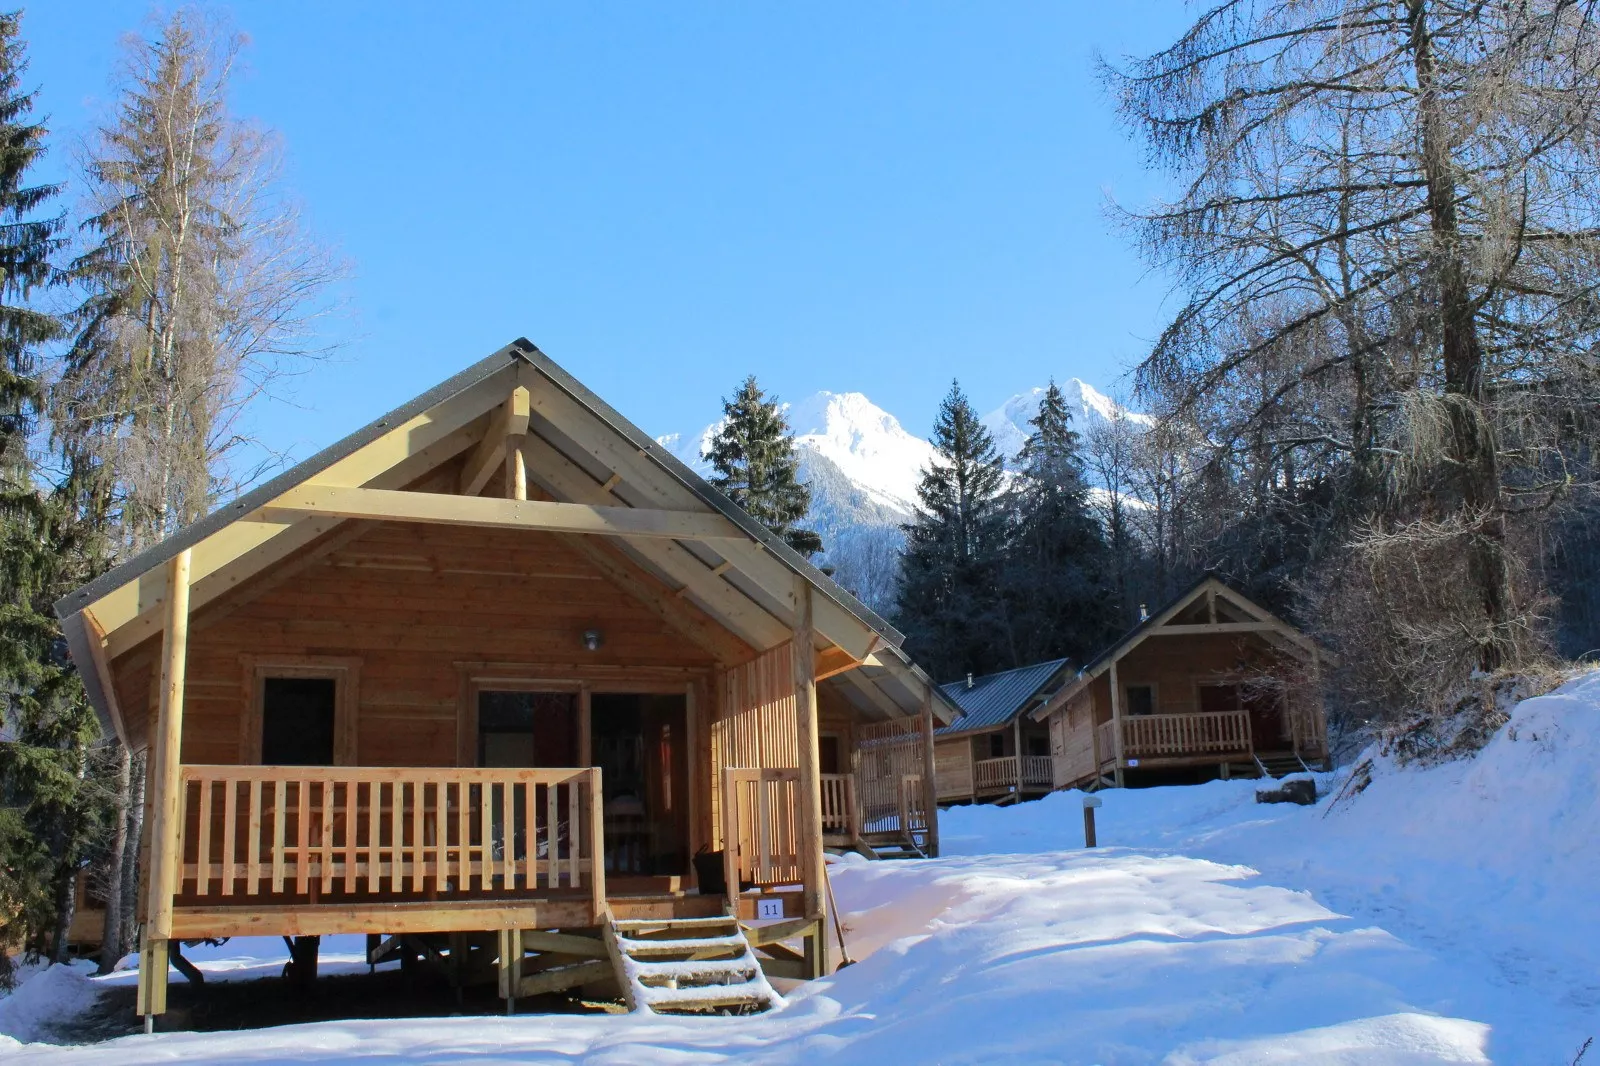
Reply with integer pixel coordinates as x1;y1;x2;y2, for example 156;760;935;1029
966;673;974;689
1139;603;1149;622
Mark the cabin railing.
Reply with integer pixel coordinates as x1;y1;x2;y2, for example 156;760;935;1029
819;772;859;842
974;755;1056;793
974;756;1017;792
721;767;803;899
1019;755;1054;788
1100;711;1253;763
175;766;605;916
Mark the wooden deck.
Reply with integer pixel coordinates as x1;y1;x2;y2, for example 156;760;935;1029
167;763;810;941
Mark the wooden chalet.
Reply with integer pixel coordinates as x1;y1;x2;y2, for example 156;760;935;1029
55;340;959;1025
933;659;1072;805
1033;576;1331;790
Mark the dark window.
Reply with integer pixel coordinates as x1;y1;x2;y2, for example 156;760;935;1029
819;735;842;776
989;734;1005;758
1125;685;1156;716
261;677;337;765
1027;735;1050;757
478;691;578;768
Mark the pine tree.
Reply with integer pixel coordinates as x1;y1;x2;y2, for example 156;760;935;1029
1002;382;1115;664
894;380;1009;681
704;375;823;557
0;9;109;977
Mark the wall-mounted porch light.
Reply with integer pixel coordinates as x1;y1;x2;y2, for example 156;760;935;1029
582;629;603;652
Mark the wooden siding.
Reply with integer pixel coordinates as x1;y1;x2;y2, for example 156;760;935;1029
109;517;721;767
934;737;973;800
1046;628;1328;788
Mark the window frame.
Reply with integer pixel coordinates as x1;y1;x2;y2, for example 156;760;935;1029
240;655;361;766
1123;682;1159;717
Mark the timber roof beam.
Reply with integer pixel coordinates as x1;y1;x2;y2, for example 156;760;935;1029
255;485;748;541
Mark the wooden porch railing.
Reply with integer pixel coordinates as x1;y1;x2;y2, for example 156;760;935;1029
1099;710;1253;764
722;767;803;898
1020;755;1054;788
176;766;605;915
974;755;1057;793
974;756;1017;792
819;772;859;842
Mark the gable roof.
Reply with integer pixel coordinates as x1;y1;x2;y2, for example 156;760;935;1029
935;658;1071;737
57;340;960;741
1029;573;1327;722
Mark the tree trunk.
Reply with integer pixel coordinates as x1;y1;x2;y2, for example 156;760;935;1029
50;855;76;964
1407;0;1513;670
98;743;132;974
120;750;147;961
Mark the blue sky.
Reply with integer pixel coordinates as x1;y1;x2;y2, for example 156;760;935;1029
26;2;1190;463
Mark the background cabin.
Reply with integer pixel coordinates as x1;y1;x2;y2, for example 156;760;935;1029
1035;577;1330;790
933;660;1071;805
56;341;958;1024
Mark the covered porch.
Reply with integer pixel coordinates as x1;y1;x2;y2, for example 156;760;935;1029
1038;577;1332;790
57;342;956;1025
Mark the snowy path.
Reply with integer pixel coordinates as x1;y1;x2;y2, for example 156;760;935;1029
4;675;1597;1063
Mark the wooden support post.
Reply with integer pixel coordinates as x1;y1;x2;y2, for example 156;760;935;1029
1013;715;1023;794
498;928;522;1014
791;576;829;975
140;548;192;1021
587;768;607;921
506;439;527;501
919;686;939;858
1108;656;1126;788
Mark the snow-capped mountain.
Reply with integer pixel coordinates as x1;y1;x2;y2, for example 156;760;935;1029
982;379;1152;468
657;381;1145;611
659;391;935;513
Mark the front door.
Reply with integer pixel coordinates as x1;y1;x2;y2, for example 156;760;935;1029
476;691;579;873
1199;682;1287;752
590;693;688;877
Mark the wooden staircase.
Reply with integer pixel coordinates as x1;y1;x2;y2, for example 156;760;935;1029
1253;751;1314;778
604;914;780;1015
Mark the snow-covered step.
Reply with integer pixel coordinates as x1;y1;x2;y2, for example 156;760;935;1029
630;956;760;986
636;982;775;1013
616;933;749;957
603;913;782;1016
614;916;739;936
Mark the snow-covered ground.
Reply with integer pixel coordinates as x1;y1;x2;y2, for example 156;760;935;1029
5;673;1597;1064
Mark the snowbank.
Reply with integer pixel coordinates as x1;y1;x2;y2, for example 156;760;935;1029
0;960;101;1044
4;673;1596;1063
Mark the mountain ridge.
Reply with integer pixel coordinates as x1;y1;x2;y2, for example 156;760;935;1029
657;380;1145;610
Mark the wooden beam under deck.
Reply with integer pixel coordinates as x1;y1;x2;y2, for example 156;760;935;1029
171;899;595;939
169;890;805;939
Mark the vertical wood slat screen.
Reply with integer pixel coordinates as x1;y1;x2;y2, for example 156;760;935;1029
710;642;799;849
855;717;926;835
175;766;602;905
721;767;802;889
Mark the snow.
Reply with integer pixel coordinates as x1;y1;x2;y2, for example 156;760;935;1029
659;390;939;515
0;959;101;1045
982;379;1153;464
787;391;938;514
657;378;1144;520
6;674;1597;1063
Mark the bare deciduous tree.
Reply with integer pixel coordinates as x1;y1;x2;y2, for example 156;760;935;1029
1108;1;1600;701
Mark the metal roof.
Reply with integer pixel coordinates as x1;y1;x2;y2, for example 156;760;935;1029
935;658;1070;736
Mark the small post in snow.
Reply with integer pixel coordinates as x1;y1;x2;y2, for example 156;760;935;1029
1082;793;1102;848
